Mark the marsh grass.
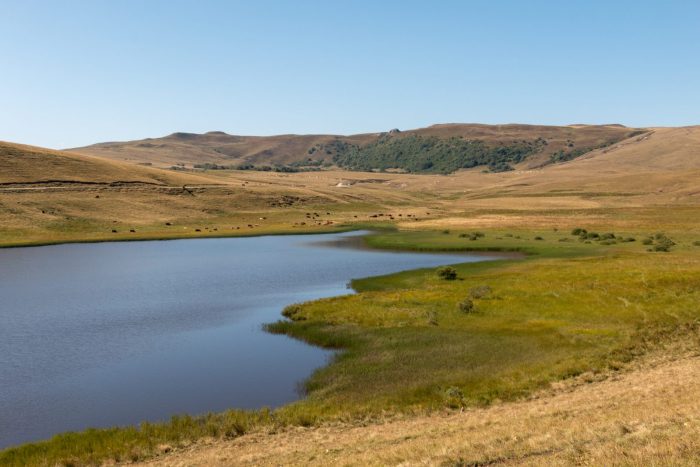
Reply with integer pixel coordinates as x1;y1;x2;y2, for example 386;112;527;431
269;244;700;413
0;410;274;467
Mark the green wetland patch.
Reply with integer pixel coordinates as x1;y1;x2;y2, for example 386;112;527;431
3;228;700;466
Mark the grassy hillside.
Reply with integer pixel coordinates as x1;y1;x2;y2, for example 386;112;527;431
3;126;700;248
70;131;376;169
70;123;638;173
0;141;205;185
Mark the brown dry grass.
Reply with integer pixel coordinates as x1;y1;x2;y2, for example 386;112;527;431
137;339;700;466
70;123;634;169
0;141;207;185
3;126;700;247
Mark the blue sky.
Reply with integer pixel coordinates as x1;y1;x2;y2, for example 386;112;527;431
1;0;699;149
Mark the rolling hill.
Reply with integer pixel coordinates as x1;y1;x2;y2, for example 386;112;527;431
2;124;699;249
0;141;206;185
70;124;640;173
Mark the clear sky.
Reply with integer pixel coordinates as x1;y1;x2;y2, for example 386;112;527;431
2;0;699;149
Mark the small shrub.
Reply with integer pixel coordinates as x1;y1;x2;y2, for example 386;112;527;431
441;229;450;235
444;386;465;408
437;266;457;280
655;238;675;251
586;232;600;239
469;285;492;299
460;232;485;241
623;237;636;242
642;238;653;245
458;299;475;314
693;241;700;246
600;232;616;240
647;233;676;252
571;228;587;235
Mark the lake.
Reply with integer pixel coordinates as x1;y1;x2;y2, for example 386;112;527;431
0;231;494;448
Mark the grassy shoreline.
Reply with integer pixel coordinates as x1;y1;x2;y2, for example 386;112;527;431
0;224;365;250
2;227;699;466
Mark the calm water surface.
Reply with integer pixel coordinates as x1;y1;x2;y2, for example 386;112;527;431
0;231;493;448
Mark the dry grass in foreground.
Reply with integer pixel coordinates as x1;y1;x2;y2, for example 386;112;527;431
138;341;700;466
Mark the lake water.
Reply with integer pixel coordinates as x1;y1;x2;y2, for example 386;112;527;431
0;231;493;448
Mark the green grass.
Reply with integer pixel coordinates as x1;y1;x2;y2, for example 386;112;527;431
362;228;604;257
0;411;276;466
267;236;699;413
3;228;699;466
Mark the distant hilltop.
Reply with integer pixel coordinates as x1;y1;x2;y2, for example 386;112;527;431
70;123;643;174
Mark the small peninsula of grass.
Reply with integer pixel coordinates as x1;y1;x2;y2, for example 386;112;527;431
267;229;699;413
3;228;700;466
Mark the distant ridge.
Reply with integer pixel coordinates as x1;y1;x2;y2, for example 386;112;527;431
71;123;638;173
0;141;205;185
